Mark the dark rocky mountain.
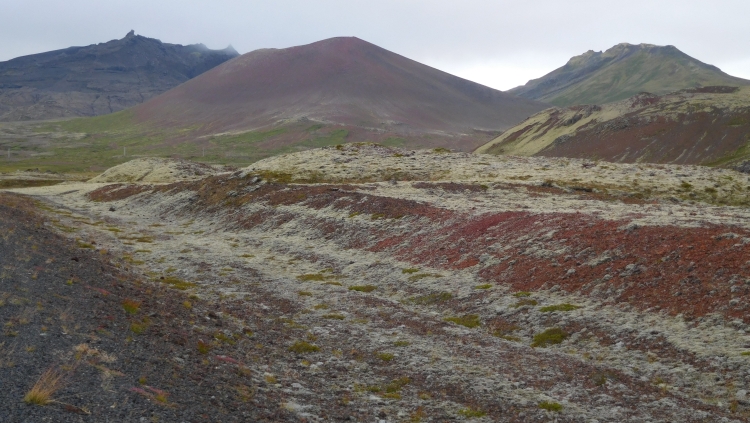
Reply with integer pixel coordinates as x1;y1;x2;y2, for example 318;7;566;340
0;31;238;121
509;43;750;106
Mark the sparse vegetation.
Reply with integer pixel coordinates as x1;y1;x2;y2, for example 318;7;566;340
458;407;486;418
289;341;320;354
532;328;568;348
23;367;66;405
474;284;492;289
406;292;452;305
444;314;480;328
348;285;376;292
539;401;563;412
512;298;538;308
122;299;141;314
539;303;581;312
376;352;395;362
159;276;196;290
402;268;420;274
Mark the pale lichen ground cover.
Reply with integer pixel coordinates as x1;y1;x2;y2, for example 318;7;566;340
5;147;750;421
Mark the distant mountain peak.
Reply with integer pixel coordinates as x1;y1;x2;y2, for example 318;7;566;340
0;33;239;121
510;42;750;106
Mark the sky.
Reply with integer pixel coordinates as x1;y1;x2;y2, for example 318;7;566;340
2;0;750;91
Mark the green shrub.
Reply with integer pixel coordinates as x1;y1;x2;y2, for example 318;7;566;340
458;407;486;418
349;285;376;293
539;401;562;412
531;328;568;348
289;341;320;354
512;299;538;308
297;273;326;282
444;314;480;328
539;303;581;312
406;292;452;305
376;352;395;362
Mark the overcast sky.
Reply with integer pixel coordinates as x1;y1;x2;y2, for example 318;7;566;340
2;0;750;91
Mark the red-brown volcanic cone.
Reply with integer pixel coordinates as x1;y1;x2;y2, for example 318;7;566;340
134;37;546;139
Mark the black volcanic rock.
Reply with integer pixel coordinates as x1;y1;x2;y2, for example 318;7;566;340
0;31;238;121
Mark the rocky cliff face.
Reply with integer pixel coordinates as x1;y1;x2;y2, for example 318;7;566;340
509;43;750;106
0;31;238;121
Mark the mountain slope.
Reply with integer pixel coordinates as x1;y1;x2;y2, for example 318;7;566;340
130;36;547;149
477;86;750;167
509;43;750;106
0;31;238;121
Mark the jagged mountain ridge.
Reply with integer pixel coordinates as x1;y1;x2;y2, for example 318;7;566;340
509;43;750;106
0;31;238;121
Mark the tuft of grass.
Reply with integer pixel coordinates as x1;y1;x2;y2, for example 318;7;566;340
406;292;452;305
741;351;750;356
531;328;568;348
512;298;538;308
129;319;150;334
539;401;563;412
24;367;65;405
197;340;211;355
393;340;410;347
376;352;395;362
458;407;486;418
289;341;320;354
122;299;141;314
402;268;420;274
432;147;451;154
539;303;581;312
348;285;376;293
159;276;196;290
513;291;531;297
298;291;313;296
444;314;480;328
474;284;492;290
313;304;329;310
323;314;345;320
296;273;326;282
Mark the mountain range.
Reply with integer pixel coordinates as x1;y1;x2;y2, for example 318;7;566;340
509;43;750;106
0;31;238;121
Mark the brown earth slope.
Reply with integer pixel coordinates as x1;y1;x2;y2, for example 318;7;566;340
0;31;238;121
130;37;547;151
478;86;750;167
5;147;750;421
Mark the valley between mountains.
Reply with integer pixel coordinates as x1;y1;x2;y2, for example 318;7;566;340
5;144;750;422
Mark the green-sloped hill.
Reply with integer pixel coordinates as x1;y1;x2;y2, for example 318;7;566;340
509;43;750;107
477;86;750;168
